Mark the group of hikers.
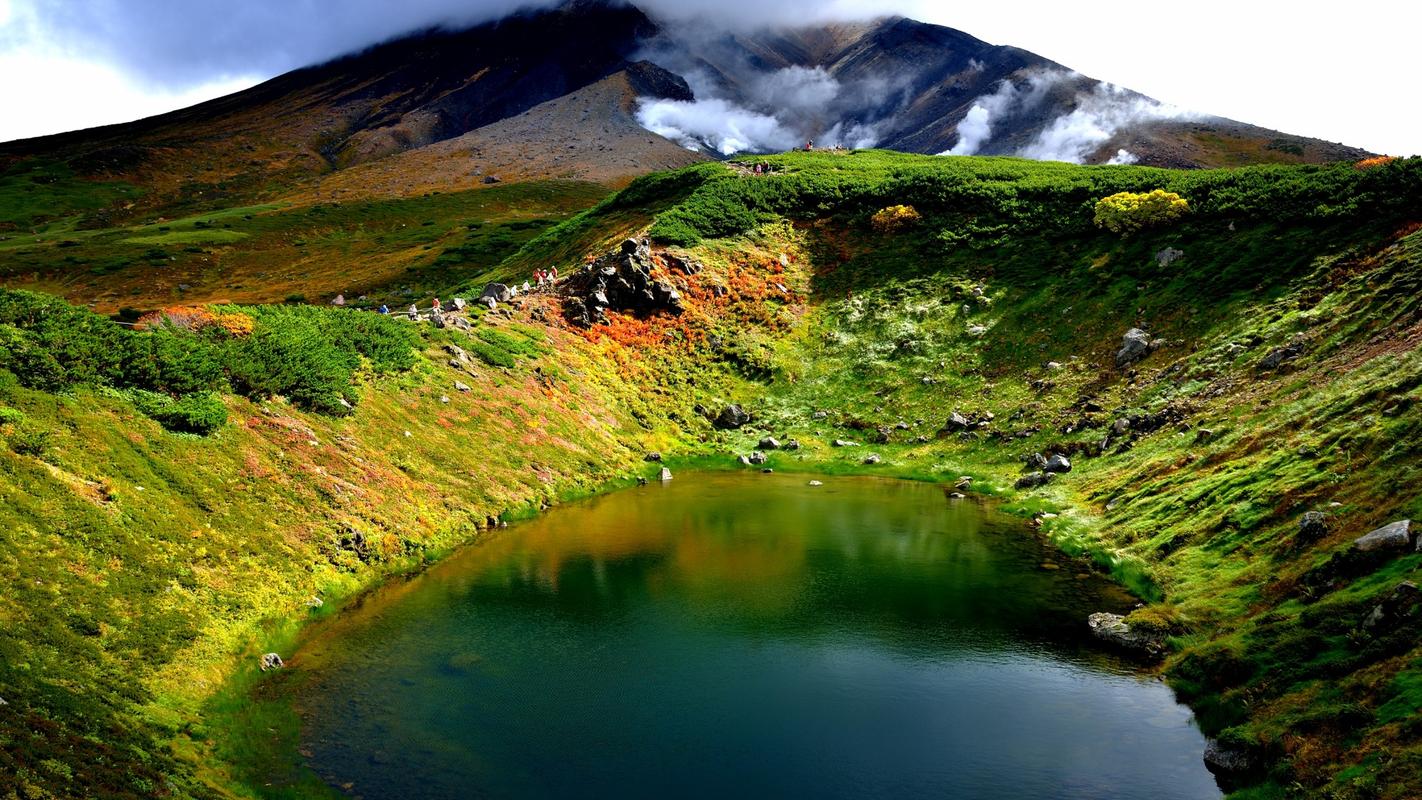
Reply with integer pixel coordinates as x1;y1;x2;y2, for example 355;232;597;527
362;265;563;320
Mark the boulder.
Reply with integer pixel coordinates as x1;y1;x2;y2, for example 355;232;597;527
480;296;497;310
812;410;829;420
1353;519;1413;553
954;476;973;491
1025;452;1049;470
644;452;663;462
560;237;685;326
758;437;781;450
714;404;751;430
1015;472;1052;489
1203;738;1260;779
481;282;513;303
808;480;823;487
748;451;768;465
1156;247;1185;267
737;455;751;466
659;467;673;482
871;426;891;444
1360;581;1422;633
1259;342;1305;370
940;411;971;434
1116;328;1153;368
454;381;472;392
1111;418;1132;436
832;439;860;448
1297;511;1329;544
782;439;801;451
1086;612;1164;656
1044;454;1072;474
260;653;284;671
863;454;882;465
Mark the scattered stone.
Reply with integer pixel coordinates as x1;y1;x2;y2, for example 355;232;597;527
758;437;781;450
1045;361;1063;370
832;439;860;448
783;439;801;451
1015;472;1052;490
808;480;823;486
1297;511;1329;544
454;381;472;392
1111;418;1132;436
737;455;752;466
1352;519;1413;553
644;452;663;462
439;395;450;404
305;596;324;608
966;324;987;337
1025;452;1049;470
1195;428;1216;444
863;454;882;465
1116;328;1154;368
1044;454;1072;474
761;468;774;474
480;296;497;310
714;404;751;430
483;175;501;184
954;476;972;491
260;653;284;671
637;476;649;486
948;492;965;499
659;467;673;482
812;410;829;420
1259;342;1305;370
748;451;768;465
1361;581;1422;633
1156;247;1185;267
1087;612;1163;656
941;411;971;433
871;426;891;444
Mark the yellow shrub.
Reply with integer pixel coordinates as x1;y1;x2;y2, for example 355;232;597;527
1093;190;1189;235
871;204;922;233
1355;155;1396;170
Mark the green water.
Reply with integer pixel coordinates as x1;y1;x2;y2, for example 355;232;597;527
291;473;1220;799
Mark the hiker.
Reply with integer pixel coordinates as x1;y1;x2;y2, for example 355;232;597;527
805;140;814;151
378;304;389;314
432;297;442;314
550;265;559;281
535;269;545;287
407;304;419;320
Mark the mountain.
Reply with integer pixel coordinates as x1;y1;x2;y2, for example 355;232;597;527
0;1;1369;220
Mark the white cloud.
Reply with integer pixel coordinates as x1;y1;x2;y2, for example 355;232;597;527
638;97;800;155
1018;81;1195;163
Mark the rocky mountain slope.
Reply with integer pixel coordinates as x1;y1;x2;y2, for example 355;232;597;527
0;2;1369;226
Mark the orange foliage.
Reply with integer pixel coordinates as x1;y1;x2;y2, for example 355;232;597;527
1355;156;1397;170
134;306;254;336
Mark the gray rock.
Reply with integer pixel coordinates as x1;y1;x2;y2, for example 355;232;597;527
1353;519;1413;553
1025;452;1049;470
832;439;860;448
644;452;662;462
966;324;988;337
260;653;284;671
446;344;470;363
1156;247;1185;267
1087;612;1163;656
714;404;751;430
762;468;774;474
1361;581;1422;633
1259;342;1305;370
481;282;513;303
1015;472;1052;489
954;476;973;491
1044;454;1072;474
808;480;823;486
454;381;472;392
480;296;497;310
758;437;781;450
1297;511;1329;543
439;395;450;404
748;451;768;465
941;411;970;433
863;454;882;465
782;439;801;451
1112;418;1132;435
812;410;829;420
1116;328;1153;368
1203;738;1259;777
737;455;752;466
659;467;673;482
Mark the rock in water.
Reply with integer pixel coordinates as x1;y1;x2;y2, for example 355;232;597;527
1203;738;1259;780
260;653;284;671
1352;519;1413;553
659;467;673;482
1086;612;1163;656
1116;328;1153;368
714;404;751;430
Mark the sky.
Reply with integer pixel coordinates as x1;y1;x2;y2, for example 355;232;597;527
0;0;1417;155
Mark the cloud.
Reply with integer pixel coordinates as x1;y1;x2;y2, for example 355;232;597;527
940;70;1060;156
637;97;799;155
0;0;918;91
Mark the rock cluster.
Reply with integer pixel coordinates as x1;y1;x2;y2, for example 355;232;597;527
1086;612;1164;656
1116;328;1164;368
562;238;685;326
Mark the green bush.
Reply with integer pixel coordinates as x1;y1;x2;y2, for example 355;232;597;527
8;424;51;456
0;406;26;427
128;389;228;434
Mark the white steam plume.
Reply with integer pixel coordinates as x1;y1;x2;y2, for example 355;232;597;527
941;69;1198;163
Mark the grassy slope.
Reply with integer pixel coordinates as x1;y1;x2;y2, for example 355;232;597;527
2;151;1421;798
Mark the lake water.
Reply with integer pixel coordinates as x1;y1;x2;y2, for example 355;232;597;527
292;473;1220;799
